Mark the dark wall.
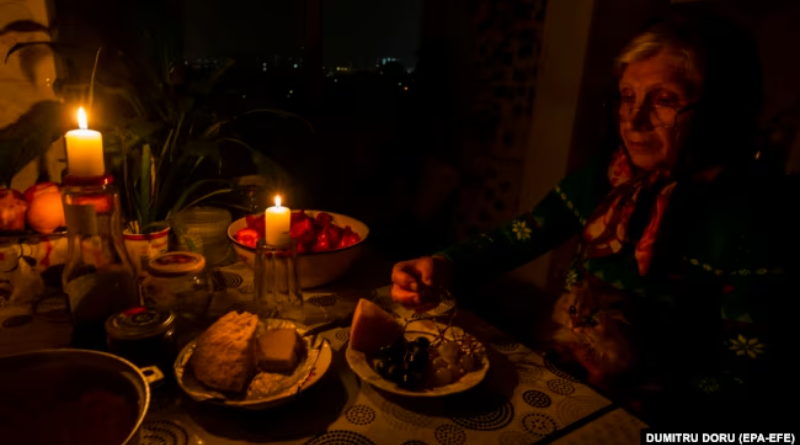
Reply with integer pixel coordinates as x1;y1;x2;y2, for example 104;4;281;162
568;0;671;172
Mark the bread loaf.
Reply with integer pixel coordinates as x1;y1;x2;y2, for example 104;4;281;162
190;311;258;392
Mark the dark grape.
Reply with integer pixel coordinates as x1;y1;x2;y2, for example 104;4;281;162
398;372;420;390
387;364;402;382
415;337;431;349
407;351;428;373
375;359;388;376
375;345;393;359
391;336;406;352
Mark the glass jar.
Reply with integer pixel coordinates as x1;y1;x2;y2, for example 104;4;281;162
143;252;213;323
105;306;177;369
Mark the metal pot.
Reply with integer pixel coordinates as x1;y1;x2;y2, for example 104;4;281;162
0;349;163;445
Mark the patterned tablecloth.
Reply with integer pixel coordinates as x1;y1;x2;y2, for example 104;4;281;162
0;260;648;445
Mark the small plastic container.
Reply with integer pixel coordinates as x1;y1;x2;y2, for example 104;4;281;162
143;252;213;322
105;306;177;368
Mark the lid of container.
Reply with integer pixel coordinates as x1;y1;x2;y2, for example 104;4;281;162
148;251;206;276
105;307;175;340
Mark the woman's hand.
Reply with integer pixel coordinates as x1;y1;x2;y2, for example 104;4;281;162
391;255;452;312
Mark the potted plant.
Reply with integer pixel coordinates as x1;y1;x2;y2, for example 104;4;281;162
3;19;313;270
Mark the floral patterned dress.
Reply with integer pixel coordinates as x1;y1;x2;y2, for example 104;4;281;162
436;150;792;407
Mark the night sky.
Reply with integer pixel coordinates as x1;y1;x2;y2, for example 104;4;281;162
184;0;423;68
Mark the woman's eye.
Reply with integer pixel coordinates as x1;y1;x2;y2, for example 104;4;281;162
620;95;635;103
653;94;679;107
569;305;577;315
586;317;597;327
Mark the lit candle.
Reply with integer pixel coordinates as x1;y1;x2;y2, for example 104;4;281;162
65;107;105;177
265;195;291;246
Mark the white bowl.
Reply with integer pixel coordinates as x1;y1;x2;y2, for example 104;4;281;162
227;210;369;289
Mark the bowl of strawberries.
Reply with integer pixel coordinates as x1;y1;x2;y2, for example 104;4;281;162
227;210;369;288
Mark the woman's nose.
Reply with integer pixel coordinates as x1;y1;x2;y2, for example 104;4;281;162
630;102;653;130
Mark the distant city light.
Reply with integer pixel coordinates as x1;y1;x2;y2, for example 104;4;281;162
242;95;246;99
263;67;267;72
289;90;293;94
334;79;338;83
404;86;409;91
398;82;402;86
294;64;298;68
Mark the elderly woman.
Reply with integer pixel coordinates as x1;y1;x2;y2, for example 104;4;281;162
391;13;792;426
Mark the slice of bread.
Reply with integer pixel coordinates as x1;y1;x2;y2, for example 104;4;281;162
191;311;258;393
349;298;402;354
256;328;301;373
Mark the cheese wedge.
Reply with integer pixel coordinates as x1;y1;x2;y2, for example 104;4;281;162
256;328;301;373
349;298;402;354
191;311;258;393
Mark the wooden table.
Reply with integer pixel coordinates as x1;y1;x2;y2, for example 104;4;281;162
0;256;648;445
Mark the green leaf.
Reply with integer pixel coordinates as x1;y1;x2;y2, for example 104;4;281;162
139;144;152;228
0;101;65;187
168;183;234;222
172;188;234;222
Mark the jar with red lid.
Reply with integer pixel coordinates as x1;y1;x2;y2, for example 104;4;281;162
105;306;177;369
143;252;213;322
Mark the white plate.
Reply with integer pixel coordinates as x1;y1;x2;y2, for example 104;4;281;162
345;319;489;397
174;319;332;410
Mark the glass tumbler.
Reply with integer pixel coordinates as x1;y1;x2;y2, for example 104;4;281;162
253;238;306;324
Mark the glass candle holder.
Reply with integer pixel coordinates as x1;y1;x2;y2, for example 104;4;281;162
253;238;305;323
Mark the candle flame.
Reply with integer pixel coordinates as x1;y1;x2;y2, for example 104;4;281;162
77;107;88;129
274;195;281;207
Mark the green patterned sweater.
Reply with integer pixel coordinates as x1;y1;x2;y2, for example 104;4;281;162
437;154;793;405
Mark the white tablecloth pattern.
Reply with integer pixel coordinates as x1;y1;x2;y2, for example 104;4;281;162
0;261;649;445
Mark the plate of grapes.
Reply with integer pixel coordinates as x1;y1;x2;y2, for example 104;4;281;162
346;299;489;397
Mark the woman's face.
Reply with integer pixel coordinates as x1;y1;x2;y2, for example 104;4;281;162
618;50;699;170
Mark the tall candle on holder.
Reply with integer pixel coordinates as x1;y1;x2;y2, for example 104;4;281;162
65;107;105;177
265;195;290;246
61;108;139;351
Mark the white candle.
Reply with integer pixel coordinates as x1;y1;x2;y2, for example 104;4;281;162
65;107;105;177
265;195;290;246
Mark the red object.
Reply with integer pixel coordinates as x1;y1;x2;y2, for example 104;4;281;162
23;182;59;202
0;188;27;231
338;226;360;247
73;195;113;213
235;228;260;248
315;212;333;227
723;285;736;294
325;224;342;247
290;218;315;246
62;174;114;187
291;210;308;224
245;214;260;227
245;214;265;236
122;306;149;315
313;230;330;251
237;210;361;253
